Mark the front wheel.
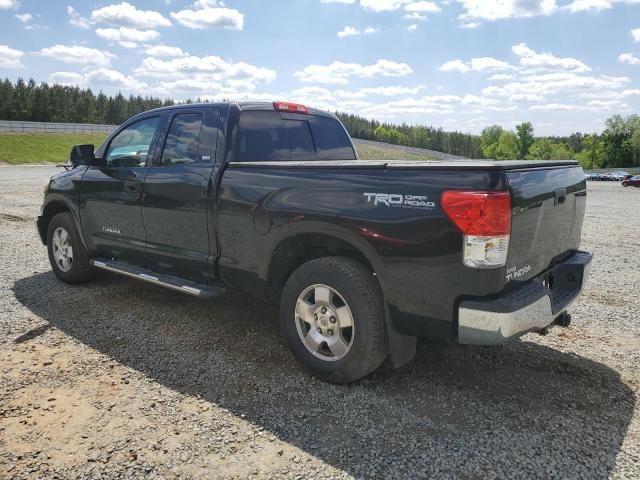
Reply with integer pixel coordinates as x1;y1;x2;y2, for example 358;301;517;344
47;212;94;284
280;257;387;384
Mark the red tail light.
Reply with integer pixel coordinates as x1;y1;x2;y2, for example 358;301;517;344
441;191;511;236
273;101;308;114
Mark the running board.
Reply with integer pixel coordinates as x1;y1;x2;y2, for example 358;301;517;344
91;258;225;299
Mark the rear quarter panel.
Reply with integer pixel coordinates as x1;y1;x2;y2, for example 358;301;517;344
216;163;510;339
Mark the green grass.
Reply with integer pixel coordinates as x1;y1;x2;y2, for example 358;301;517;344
0;133;438;165
355;143;438;161
0;133;108;164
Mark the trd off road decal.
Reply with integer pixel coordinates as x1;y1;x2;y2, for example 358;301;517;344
363;193;435;210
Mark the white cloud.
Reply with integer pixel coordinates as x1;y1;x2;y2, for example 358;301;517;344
144;44;186;58
294;59;413;84
483;72;629;99
619;53;640;65
49;71;86;86
134;55;276;92
337;25;378;37
457;0;557;24
470;57;514;71
38;44;116;67
457;0;640;25
359;0;440;13
86;68;147;91
15;13;31;22
48;69;147;91
170;1;244;30
67;6;92;29
489;73;516;81
531;100;627;111
564;0;640;12
0;0;17;10
407;23;418;30
340;85;427;96
338;26;359;37
633;28;640;42
0;44;24;68
509;93;544;102
530;103;581;111
404;12;426;20
96;27;160;46
156;78;223;93
234;85;430;113
579;88;640;99
91;2;171;29
439;59;470;73
512;43;590;72
564;0;613;12
321;0;356;3
439;57;514;73
360;0;409;11
404;1;440;12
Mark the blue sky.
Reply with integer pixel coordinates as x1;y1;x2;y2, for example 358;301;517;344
0;0;639;135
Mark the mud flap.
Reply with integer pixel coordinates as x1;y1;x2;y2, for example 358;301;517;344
385;305;417;368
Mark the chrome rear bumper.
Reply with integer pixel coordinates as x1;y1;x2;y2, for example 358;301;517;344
458;251;592;345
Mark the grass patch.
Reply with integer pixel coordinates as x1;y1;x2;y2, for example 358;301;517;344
0;133;108;164
355;143;438;161
0;133;437;165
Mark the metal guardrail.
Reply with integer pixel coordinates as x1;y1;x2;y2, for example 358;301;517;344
0;120;117;134
352;138;467;160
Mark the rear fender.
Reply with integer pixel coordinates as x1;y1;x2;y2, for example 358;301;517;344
267;221;417;368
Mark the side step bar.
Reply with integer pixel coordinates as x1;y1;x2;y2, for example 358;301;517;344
91;258;225;300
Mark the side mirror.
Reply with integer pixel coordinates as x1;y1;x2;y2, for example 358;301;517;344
70;144;95;166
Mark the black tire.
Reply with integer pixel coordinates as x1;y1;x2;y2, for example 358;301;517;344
280;257;387;384
47;212;94;284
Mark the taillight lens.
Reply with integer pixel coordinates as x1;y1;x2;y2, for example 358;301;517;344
442;191;512;269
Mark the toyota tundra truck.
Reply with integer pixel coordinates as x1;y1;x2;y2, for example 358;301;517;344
37;101;592;383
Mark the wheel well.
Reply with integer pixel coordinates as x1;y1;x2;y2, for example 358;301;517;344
40;202;72;244
267;233;376;301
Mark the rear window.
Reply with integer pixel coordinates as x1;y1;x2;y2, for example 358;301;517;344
309;116;356;160
235;111;355;161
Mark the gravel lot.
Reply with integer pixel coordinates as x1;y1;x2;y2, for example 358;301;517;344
1;166;638;479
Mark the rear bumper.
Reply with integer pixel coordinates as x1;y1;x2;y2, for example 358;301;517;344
458;250;592;345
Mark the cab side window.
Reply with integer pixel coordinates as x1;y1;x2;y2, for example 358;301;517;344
160;113;205;166
106;116;160;168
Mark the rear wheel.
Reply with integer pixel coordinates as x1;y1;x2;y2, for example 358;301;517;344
280;257;387;384
47;212;94;284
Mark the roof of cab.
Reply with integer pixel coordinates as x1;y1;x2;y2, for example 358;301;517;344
136;101;335;119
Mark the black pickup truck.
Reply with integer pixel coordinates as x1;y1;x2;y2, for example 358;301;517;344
38;101;592;383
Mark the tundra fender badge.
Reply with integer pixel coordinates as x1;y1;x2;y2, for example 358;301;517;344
506;264;531;282
364;193;435;210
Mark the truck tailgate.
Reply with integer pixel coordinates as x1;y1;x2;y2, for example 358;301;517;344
504;165;587;285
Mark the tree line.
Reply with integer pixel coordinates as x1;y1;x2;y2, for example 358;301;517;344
1;78;638;168
0;78;172;125
336;112;484;158
479;118;640;169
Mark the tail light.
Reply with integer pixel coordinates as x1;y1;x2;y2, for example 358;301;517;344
273;101;308;114
441;191;511;269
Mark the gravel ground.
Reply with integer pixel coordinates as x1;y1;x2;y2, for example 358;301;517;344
0;166;638;479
